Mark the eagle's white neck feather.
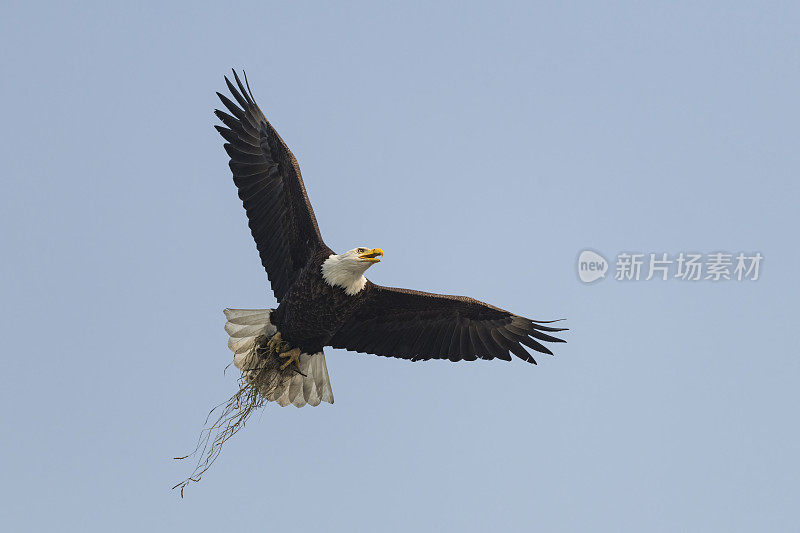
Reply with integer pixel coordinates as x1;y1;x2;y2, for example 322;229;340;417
321;253;368;295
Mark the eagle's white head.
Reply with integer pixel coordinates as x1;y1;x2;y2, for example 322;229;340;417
321;247;384;295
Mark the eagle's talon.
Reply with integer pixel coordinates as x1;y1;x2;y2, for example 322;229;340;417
267;332;286;355
278;348;302;371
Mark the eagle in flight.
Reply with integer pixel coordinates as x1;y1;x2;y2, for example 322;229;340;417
215;70;567;407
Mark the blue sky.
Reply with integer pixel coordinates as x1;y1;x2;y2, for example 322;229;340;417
1;1;798;531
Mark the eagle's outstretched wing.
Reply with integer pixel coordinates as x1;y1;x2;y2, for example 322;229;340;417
329;283;566;363
215;70;326;301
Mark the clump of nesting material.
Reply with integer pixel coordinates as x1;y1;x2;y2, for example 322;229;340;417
173;309;332;496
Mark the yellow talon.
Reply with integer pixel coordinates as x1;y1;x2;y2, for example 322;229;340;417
267;332;286;354
278;348;302;371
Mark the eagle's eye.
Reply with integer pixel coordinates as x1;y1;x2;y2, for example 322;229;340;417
357;248;366;253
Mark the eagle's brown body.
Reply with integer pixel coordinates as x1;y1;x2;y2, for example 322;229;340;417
272;245;361;354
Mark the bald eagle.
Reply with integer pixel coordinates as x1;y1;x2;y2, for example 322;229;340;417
215;70;566;407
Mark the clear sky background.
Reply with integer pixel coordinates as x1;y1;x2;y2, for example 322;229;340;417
1;1;798;531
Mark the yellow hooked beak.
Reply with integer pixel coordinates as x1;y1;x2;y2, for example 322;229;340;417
358;248;384;263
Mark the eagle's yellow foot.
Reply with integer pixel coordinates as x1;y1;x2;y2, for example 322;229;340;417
278;348;302;371
267;332;286;354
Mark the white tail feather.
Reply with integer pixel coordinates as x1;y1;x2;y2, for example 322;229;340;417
223;308;334;407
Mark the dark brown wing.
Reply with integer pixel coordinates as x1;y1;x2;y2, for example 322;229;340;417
215;70;326;301
329;283;567;364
